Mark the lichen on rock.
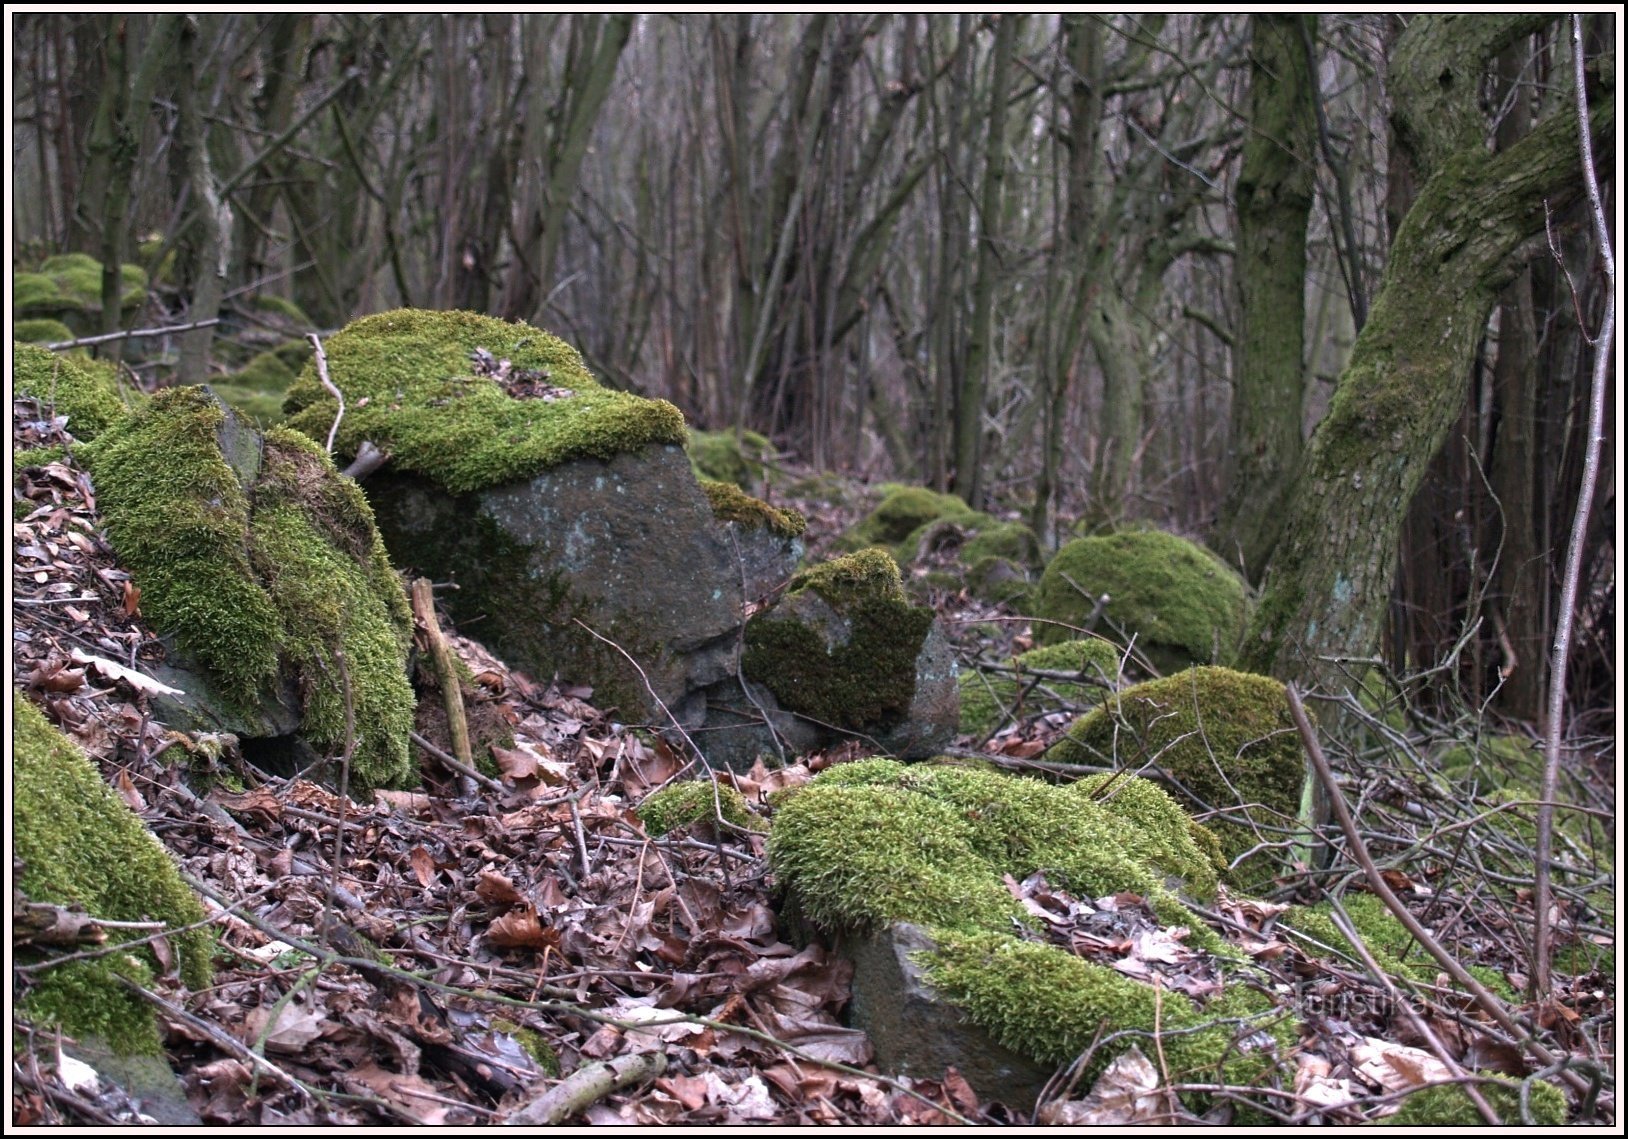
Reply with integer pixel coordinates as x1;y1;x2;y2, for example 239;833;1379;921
14;691;213;1055
281;308;687;494
1033;529;1250;670
1046;666;1305;883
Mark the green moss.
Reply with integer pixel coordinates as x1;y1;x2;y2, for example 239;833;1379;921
688;427;773;488
1033;530;1250;669
959;638;1121;737
491;1018;561;1076
961;519;1041;568
922;930;1289;1099
39;252;102;274
698;478;807;539
15;271;63;310
13;341;131;441
231;349;300;392
839;484;977;553
281;308;687;494
13;318;75;344
743;551;933;733
14;692;214;1055
1047;667;1304;882
1437;734;1541;790
769;760;1288;1110
1375;1077;1566;1126
14;445;70;475
29;254;147;309
209;382;290;427
249;293;312;325
80;389;416;790
637;780;766;837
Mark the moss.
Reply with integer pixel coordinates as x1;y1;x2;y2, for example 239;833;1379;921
39;252;103;274
958;638;1122;737
921;930;1290;1099
1375;1077;1566;1126
769;760;1289;1110
698;478;807;539
1033;530;1250;669
1437;734;1541;790
13;341;131;441
80;389;416;790
28;254;147;309
249;293;312;325
14;691;214;1055
637;780;766;837
14;318;76;344
14;445;70;475
743;551;933;734
1047;667;1304;882
839;484;977;553
210;382;290;427
491;1018;561;1076
15;271;63;310
281;308;687;494
688;427;773;488
231;349;300;392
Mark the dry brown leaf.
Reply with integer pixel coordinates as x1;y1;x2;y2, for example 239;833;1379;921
474;869;524;907
68;649;183;696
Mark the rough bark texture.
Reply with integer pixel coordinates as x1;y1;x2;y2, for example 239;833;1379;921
1241;85;1611;693
1215;14;1316;582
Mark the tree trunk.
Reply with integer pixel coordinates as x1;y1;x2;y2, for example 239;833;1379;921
1214;14;1316;582
176;15;232;384
1242;76;1610;693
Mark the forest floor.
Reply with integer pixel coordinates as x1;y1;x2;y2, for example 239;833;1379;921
10;401;1616;1126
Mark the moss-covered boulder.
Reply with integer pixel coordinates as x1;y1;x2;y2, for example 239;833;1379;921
14;691;214;1055
958;637;1122;737
15;254;148;336
1033;530;1250;671
288;309;792;730
838;484;978;553
13;340;133;442
208;346;306;427
1046;667;1305;884
78;386;417;789
688;427;774;489
14;318;75;344
769;760;1285;1108
741;550;957;759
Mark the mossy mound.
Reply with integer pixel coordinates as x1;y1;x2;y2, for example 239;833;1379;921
1046;667;1304;882
14;318;75;344
281;308;687;494
742;550;936;736
769;760;1288;1104
16;255;148;314
210;348;305;426
13;340;132;441
80;387;417;790
699;478;806;539
688;427;773;489
637;780;766;837
248;293;312;326
1033;530;1249;669
958;638;1122;737
1375;1076;1567;1126
838;484;978;553
14;691;214;1055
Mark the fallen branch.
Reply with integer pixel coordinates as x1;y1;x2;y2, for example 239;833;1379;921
503;1052;668;1126
307;331;344;455
411;578;477;798
341;440;389;481
1285;685;1592;1098
44;317;220;351
410;731;503;794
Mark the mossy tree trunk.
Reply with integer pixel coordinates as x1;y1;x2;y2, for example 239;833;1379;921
1240;20;1610;693
1214;14;1317;583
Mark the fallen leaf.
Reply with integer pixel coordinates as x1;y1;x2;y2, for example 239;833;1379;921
68;649;183;696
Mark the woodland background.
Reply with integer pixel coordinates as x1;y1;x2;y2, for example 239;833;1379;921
9;12;1616;723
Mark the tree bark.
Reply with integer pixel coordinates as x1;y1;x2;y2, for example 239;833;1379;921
1241;76;1610;693
1214;14;1317;583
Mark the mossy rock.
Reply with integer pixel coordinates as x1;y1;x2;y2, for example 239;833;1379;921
688;427;774;489
837;484;978;553
1375;1077;1566;1126
78;387;417;790
769;760;1290;1108
211;349;304;426
13;340;132;441
1032;530;1249;670
21;254;148;314
14;691;214;1055
742;550;956;756
14;318;75;344
282;308;686;494
248;293;313;326
958;638;1122;737
637;779;765;837
1046;667;1305;884
698;478;806;540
